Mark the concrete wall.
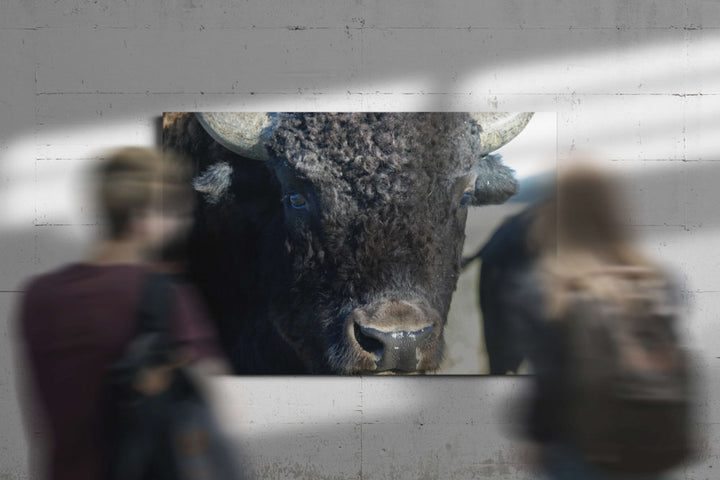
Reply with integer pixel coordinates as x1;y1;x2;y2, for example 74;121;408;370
1;1;719;478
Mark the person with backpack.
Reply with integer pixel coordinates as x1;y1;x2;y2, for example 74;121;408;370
16;147;231;480
524;162;694;479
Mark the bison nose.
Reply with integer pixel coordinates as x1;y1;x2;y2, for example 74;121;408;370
354;323;434;372
351;301;436;372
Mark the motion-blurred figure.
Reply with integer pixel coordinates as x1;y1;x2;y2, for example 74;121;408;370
16;147;228;480
522;162;694;479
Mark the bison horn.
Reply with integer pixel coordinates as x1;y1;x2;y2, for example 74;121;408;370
471;112;534;156
196;112;279;161
196;112;533;160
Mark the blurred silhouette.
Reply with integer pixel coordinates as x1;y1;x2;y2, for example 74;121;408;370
16;147;235;480
517;161;695;479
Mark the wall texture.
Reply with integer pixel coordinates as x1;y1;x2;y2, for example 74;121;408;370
1;1;719;479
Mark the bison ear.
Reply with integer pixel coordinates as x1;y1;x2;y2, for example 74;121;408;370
193;162;233;205
471;154;519;205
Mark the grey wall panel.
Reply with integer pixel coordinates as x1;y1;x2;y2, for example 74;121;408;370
1;2;718;478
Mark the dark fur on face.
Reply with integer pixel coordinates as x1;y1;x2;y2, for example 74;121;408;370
163;112;517;374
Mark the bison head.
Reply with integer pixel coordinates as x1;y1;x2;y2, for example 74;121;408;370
163;112;531;374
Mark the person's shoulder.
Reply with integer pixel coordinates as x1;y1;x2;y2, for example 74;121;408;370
23;263;151;296
20;263;79;297
16;264;86;333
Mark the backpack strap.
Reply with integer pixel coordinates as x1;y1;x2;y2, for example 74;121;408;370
106;273;178;398
114;273;178;371
135;273;176;335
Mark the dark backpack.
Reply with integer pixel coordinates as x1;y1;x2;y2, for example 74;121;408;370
105;273;242;480
560;269;692;475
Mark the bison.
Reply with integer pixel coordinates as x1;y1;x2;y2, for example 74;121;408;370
163;112;532;374
463;176;554;374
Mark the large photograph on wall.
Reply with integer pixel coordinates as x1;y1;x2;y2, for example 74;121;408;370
162;112;556;375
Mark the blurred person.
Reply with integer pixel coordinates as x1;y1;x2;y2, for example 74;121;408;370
522;162;694;479
16;147;230;480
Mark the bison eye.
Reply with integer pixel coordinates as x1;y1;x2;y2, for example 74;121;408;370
459;192;473;207
288;193;308;210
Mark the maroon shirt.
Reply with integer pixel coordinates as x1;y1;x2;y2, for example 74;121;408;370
17;263;223;480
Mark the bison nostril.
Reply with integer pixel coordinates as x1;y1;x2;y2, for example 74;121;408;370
352;322;435;372
353;322;385;358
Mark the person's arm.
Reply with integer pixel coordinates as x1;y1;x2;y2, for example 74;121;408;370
133;278;230;396
133;361;184;395
170;281;231;373
14;279;53;471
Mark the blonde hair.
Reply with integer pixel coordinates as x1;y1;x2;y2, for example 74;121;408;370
96;147;192;239
532;163;663;319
